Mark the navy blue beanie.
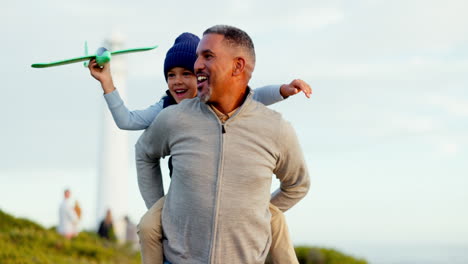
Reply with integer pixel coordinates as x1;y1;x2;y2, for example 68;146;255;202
164;32;200;81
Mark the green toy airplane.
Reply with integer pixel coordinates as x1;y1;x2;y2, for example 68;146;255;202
31;42;158;68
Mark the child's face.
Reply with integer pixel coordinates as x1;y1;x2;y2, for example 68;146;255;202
167;67;198;104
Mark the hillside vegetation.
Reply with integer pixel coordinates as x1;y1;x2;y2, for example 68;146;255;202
0;209;139;264
292;246;368;264
0;209;367;264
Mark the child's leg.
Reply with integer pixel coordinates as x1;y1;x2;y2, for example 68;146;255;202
137;196;166;264
269;203;299;264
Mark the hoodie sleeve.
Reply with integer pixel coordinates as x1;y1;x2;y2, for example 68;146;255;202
104;89;164;130
252;85;285;106
135;109;172;209
271;119;310;212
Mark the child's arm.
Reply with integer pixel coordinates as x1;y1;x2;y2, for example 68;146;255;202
104;90;163;130
252;79;312;106
88;59;162;130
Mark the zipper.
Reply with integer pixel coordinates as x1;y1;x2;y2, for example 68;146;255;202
209;122;226;263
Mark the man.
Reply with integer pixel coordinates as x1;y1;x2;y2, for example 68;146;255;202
136;25;310;264
57;189;79;239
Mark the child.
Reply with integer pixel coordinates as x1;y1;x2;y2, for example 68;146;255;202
89;32;311;264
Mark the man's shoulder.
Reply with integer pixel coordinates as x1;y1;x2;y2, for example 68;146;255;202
247;99;283;121
177;96;201;109
157;97;200;119
246;99;295;136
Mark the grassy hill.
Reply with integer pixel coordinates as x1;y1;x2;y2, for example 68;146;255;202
0;209;140;264
292;246;368;264
0;209;367;264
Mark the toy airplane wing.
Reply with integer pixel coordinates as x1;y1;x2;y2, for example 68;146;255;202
31;44;158;68
111;45;158;56
31;55;96;68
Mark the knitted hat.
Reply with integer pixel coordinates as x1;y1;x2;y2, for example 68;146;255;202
164;32;200;81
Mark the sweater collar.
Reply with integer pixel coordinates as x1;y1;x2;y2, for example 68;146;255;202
201;86;254;122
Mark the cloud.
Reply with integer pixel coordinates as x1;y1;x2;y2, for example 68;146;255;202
425;94;468;117
439;141;459;156
267;55;468;82
389;115;439;134
221;0;345;33
355;113;439;141
282;7;344;32
349;0;468;52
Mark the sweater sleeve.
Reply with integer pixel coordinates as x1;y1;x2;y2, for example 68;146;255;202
135;110;172;209
252;85;285;106
271;119;310;212
104;89;164;130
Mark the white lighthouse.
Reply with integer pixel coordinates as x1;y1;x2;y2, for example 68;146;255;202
96;32;129;242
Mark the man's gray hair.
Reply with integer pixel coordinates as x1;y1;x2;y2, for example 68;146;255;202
203;25;256;64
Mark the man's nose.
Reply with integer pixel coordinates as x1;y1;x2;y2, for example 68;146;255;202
194;57;203;72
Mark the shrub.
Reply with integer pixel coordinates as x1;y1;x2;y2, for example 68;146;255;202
0;209;140;264
294;246;368;264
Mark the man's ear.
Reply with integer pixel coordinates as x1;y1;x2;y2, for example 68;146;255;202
232;57;246;76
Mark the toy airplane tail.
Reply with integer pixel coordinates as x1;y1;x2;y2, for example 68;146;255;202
83;41;89;68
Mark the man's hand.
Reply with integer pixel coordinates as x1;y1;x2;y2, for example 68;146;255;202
280;79;312;99
88;59;115;94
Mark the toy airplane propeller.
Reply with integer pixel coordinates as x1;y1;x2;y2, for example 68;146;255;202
31;42;158;68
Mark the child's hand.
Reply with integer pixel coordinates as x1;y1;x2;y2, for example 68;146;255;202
280;79;312;99
88;59;111;81
88;59;115;94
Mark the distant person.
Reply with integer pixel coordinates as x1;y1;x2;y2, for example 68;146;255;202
124;215;139;249
57;188;79;239
98;209;115;240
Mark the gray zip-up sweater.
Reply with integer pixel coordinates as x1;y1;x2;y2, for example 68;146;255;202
135;89;310;264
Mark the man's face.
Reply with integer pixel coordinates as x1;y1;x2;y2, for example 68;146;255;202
194;34;234;103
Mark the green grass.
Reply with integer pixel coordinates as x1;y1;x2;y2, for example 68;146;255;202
0;209;140;264
293;246;368;264
1;209;368;264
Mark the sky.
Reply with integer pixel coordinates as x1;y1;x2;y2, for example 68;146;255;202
1;0;468;263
